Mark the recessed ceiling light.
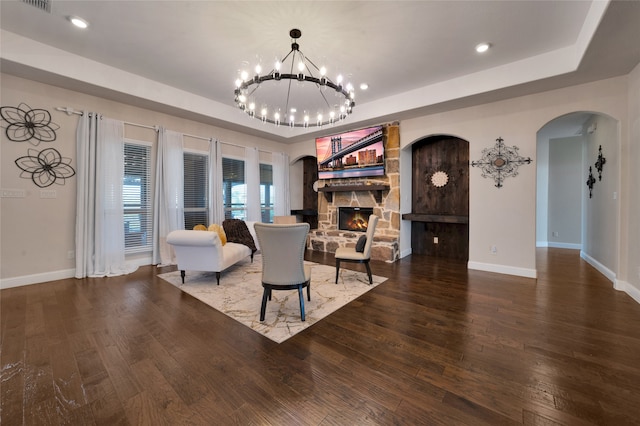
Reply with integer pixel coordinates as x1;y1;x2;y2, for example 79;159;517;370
360;83;369;90
475;42;491;53
68;16;89;29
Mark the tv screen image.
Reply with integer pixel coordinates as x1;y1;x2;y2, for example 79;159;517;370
315;125;384;179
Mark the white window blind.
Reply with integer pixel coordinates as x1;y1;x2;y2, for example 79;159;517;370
184;151;209;229
222;157;246;220
260;163;274;223
123;142;152;252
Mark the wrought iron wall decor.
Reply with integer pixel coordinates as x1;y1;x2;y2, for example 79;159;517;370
14;147;76;188
595;145;606;181
470;137;531;188
0;103;59;145
586;166;596;198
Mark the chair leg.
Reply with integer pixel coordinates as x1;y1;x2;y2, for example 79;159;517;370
260;288;269;321
335;259;341;284
306;281;311;301
365;260;373;285
180;270;185;283
216;272;221;285
298;286;306;322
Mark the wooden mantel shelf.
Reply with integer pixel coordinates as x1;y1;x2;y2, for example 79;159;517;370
402;213;469;224
318;184;390;203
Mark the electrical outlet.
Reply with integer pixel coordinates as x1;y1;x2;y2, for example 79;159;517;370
40;189;57;199
490;245;497;255
433;236;439;244
1;189;25;198
67;250;75;259
552;231;559;237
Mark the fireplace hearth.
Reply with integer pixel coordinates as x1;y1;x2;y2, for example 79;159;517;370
338;207;374;232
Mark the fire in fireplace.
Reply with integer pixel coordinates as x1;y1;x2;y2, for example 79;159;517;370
338;207;374;232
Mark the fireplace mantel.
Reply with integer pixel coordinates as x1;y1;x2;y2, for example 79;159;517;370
318;184;390;203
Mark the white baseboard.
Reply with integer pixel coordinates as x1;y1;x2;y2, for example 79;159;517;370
467;261;537;279
1;268;76;289
537;241;582;249
548;242;582;249
399;248;412;259
0;256;154;290
615;280;640;304
580;251;616;283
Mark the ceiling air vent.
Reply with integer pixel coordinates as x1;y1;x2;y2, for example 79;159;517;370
21;0;51;13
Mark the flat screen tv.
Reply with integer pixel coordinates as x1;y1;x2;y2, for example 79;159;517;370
315;125;384;179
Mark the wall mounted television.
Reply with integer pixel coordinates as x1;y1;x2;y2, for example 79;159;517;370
315;125;385;179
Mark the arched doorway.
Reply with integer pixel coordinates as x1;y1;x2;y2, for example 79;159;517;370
536;112;619;281
404;135;469;260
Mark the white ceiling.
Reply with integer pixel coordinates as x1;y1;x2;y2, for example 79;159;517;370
1;0;639;143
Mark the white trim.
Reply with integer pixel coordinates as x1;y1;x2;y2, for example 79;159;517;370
548;242;582;250
614;280;640;305
580;250;616;283
467;261;537;279
1;269;75;289
400;248;412;258
0;256;154;289
536;241;548;247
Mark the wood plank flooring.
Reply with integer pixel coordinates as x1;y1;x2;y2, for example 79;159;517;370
2;248;640;425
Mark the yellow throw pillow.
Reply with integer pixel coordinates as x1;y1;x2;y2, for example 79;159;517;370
208;224;227;245
193;224;207;231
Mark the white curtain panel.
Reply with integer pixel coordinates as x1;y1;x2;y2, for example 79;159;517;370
245;146;261;222
210;140;225;224
152;128;184;266
273;151;291;217
75;113;137;278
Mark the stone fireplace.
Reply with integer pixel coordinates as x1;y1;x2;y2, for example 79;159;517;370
307;125;401;262
338;207;373;232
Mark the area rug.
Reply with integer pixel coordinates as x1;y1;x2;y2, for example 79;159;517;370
157;255;387;343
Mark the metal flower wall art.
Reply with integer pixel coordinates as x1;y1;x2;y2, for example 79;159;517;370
471;137;532;188
15;147;76;188
0;102;59;145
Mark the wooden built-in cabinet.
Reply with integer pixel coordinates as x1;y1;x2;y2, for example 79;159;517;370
402;136;469;260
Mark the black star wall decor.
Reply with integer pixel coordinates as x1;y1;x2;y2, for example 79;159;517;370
471;137;532;188
595;145;606;181
586;166;596;198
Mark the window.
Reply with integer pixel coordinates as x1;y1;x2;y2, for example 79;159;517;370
260;163;274;223
184;151;209;229
123;142;152;252
222;157;246;220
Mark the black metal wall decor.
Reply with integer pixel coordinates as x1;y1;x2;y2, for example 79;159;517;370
586;166;596;198
471;137;531;188
14;147;76;188
0;103;59;145
595;145;606;181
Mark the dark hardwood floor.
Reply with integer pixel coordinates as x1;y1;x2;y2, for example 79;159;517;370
2;248;640;425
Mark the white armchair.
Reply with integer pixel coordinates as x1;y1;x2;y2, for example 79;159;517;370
167;221;258;285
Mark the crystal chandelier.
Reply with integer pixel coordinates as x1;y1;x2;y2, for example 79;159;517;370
234;29;356;128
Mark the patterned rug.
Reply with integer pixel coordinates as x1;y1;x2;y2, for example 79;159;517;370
157;255;387;343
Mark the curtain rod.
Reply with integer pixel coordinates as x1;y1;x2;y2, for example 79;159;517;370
56;106;275;153
56;106;157;131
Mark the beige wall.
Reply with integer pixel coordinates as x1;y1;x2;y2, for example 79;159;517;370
623;62;640;297
399;75;633;287
2;68;640;303
0;73;288;285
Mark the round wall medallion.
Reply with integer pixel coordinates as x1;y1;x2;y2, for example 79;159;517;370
431;171;449;188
